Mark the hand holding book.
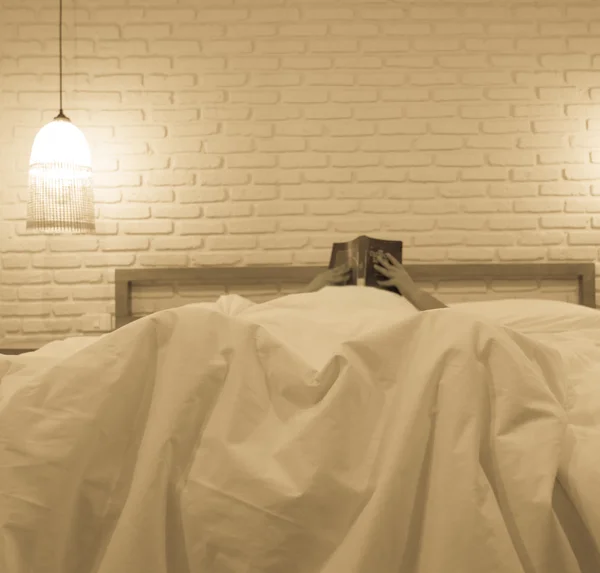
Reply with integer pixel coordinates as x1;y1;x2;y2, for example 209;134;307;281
302;263;351;293
373;252;413;292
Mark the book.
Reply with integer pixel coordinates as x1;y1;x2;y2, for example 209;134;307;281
328;235;403;294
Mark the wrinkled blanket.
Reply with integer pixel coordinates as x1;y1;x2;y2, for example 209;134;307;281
0;287;599;573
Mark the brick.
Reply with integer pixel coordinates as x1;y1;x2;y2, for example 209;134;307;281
256;202;304;216
279;153;328;168
447;249;495;262
435;152;483;167
204;203;253;218
333;154;380;167
18;286;70;300
571;134;600;149
309;201;359;215
152;237;203;251
411;6;459;19
0;270;51;284
0;255;29;272
440;184;486;198
387;56;434;69
354;107;403;120
227;220;277;234
381;22;431;36
279;219;329;232
565;199;600;213
497;248;547;262
356;169;407;182
189;253;243;267
567;104;600;118
122;24;170;39
121;221;173;234
253;171;302;184
137;254;189;267
380;120;427;135
312;139;360;153
467;135;515;149
461;199;512;213
416;136;463;151
541;182;589;195
413;200;459;215
517;232;565;246
258;137;306;152
409;168;459;182
414;232;463;246
244;252;294;266
331;90;378;103
548;247;597;261
22;319;72;334
179;221;226;235
482;120;531;134
53;270;104;284
539;151;585;165
334;57;382;69
84;254;135;267
382;217;435;232
518;135;564;149
432;88;484;102
335;184;385;198
565;166;600;180
31;255;81;268
151;205;201;219
205;236;257;250
282;185;331;199
541;54;591;70
230;187;279;201
460;105;510;119
0;303;50;317
310;39;358;53
464;232;514;246
224;23;276;38
101;205;150;219
488;217;538;231
171;154;222;169
198;171;250;186
100;238;150;251
405;104;456;118
259;236;308;249
488;183;538;197
253;107;302;121
362;200;410;214
488;151;536;166
304;8;354;20
540;216;588;229
514;199;563;213
47;237;99;252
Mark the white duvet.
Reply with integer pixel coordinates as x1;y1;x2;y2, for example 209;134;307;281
0;287;599;573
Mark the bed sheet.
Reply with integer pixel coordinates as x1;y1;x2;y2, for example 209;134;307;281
0;288;598;573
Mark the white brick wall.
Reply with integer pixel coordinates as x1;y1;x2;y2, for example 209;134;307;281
2;0;600;342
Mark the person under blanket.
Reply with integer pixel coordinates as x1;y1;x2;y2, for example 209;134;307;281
301;252;447;312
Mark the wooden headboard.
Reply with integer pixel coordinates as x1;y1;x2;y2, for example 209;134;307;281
114;262;597;329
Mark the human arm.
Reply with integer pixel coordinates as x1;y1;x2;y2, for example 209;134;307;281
298;263;351;294
374;254;447;311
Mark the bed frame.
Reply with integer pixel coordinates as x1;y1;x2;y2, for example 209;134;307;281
114;263;597;329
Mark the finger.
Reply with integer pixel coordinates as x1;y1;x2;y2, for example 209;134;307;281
377;279;394;286
385;253;401;267
374;264;391;275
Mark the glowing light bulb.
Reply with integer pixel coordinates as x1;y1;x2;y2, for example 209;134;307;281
27;116;95;234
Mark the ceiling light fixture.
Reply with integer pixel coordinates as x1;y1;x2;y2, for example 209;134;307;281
26;0;95;234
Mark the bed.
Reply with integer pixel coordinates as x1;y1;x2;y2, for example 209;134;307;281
0;262;599;573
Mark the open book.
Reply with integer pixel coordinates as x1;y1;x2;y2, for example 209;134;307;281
328;235;403;294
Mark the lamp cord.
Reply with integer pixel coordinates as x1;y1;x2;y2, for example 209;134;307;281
59;0;63;115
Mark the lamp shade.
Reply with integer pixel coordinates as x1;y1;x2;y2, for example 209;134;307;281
27;116;95;234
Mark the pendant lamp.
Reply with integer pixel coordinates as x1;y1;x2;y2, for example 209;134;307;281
27;0;95;234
